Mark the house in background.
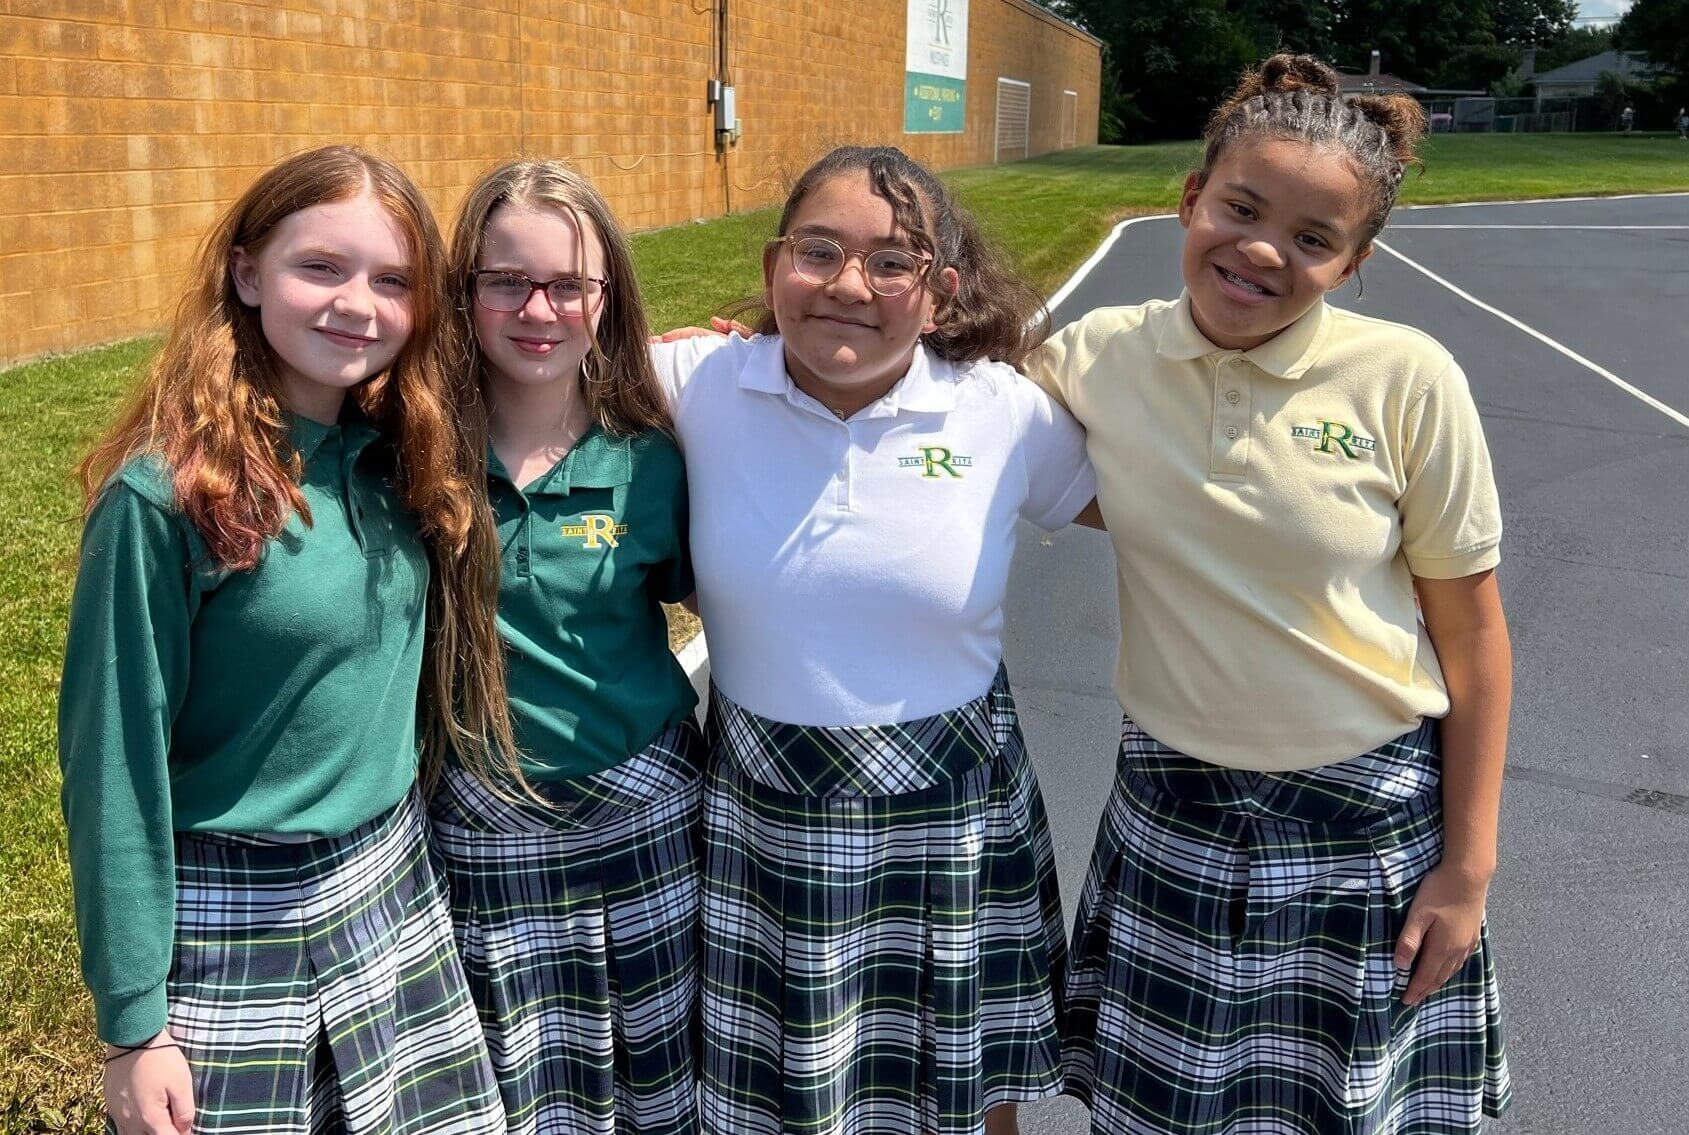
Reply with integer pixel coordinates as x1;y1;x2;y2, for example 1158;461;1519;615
1338;49;1429;99
1530;50;1667;102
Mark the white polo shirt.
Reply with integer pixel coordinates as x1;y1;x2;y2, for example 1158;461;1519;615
654;334;1095;727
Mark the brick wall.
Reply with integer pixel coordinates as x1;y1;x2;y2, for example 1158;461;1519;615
0;1;1100;361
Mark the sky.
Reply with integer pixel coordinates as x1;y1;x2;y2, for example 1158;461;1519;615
1575;0;1632;24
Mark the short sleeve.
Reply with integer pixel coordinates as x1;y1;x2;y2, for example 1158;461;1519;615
1021;317;1087;414
1009;371;1096;531
649;334;736;409
58;481;196;1044
1398;359;1502;579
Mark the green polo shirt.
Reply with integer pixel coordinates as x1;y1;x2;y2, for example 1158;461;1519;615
487;426;695;783
58;412;429;1045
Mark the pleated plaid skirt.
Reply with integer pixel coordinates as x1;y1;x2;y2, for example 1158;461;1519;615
151;791;503;1135
1064;716;1512;1135
428;721;708;1135
699;665;1066;1135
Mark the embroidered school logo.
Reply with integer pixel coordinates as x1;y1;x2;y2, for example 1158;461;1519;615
1291;420;1377;459
560;514;628;549
897;445;974;479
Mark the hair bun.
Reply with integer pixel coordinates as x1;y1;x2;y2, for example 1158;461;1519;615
1250;53;1341;100
1347;93;1429;162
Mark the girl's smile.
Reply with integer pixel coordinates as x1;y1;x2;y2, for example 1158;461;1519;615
473;204;605;390
763;171;956;411
231;192;414;423
1179;137;1372;351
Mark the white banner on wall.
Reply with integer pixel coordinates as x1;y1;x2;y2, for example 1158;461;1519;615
904;0;968;133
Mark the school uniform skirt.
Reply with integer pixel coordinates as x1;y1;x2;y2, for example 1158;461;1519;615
153;791;503;1135
699;665;1067;1135
1063;717;1512;1135
427;720;707;1135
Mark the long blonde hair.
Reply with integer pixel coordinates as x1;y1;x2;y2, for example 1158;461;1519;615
443;158;668;797
79;144;516;785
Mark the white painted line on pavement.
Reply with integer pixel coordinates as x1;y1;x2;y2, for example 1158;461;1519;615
1391;224;1689;230
1374;239;1689;431
1399;190;1689;211
1043;213;1175;315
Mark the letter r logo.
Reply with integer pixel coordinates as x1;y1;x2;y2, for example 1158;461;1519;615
582;514;620;548
1316;420;1360;459
920;446;961;478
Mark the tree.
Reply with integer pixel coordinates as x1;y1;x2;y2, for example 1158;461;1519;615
1491;0;1576;45
1050;0;1259;141
1536;25;1614;73
1432;44;1524;91
1045;0;1615;143
1228;0;1337;60
1326;0;1495;81
1617;0;1689;78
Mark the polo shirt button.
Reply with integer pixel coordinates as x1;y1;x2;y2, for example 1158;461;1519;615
1226;390;1241;404
1224;426;1239;440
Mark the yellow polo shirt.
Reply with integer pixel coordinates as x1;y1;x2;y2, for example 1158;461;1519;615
1026;293;1502;771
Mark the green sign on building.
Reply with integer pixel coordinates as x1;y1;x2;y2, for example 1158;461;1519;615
905;72;966;133
905;0;967;135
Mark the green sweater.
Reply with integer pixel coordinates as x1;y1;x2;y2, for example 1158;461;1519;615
57;414;429;1045
488;426;696;783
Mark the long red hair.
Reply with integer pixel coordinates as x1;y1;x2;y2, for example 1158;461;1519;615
79;144;515;777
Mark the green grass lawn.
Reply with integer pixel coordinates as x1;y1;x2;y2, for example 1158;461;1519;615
4;133;1687;1132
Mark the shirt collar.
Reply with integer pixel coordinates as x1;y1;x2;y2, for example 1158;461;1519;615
1156;290;1331;381
286;411;336;462
487;424;632;497
286;404;380;463
739;335;959;418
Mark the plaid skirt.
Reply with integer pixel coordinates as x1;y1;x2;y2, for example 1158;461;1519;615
1064;717;1512;1135
148;791;503;1135
428;721;706;1135
699;666;1067;1135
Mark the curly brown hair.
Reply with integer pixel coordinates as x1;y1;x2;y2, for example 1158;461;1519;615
732;146;1047;368
1200;54;1427;244
78;143;515;785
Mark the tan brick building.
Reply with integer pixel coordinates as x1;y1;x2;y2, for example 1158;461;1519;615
0;1;1100;361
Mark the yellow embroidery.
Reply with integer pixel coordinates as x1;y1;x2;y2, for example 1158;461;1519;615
560;514;629;548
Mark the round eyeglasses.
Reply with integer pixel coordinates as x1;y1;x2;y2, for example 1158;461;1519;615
471;270;608;316
771;235;932;298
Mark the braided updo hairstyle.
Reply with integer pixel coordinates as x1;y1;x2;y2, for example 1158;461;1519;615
1200;54;1426;245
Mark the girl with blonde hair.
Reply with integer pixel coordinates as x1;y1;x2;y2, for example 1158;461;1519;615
429;159;702;1135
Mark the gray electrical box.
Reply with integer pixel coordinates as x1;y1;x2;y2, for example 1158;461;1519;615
715;86;737;134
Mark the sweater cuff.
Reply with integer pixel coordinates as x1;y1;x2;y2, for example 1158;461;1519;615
97;979;168;1047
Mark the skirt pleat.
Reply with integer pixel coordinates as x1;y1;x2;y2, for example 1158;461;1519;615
150;792;503;1135
1063;717;1512;1135
428;721;707;1135
699;666;1066;1135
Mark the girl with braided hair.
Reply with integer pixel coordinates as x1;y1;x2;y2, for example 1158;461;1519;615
1026;54;1513;1133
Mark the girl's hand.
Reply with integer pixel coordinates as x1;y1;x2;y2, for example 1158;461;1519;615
648;316;752;343
1393;863;1491;1007
104;1029;195;1135
709;316;753;337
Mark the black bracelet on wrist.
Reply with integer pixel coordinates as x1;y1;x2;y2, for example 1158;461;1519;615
103;1040;178;1064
